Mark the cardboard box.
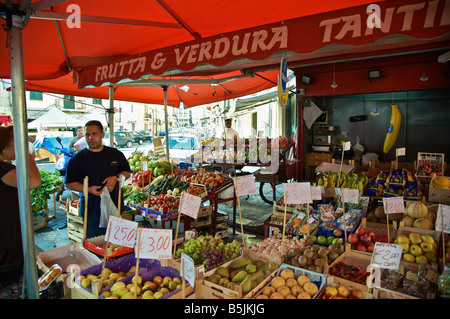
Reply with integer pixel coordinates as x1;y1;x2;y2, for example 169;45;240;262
198;247;281;299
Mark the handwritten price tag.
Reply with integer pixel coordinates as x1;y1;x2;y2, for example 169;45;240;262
436;204;450;234
342;188;359;204
181;253;196;288
106;216;138;248
179;192;202;219
382;197;405;214
371;242;403;270
283;182;312;204
233;175;257;197
141;161;148;172
311;186;322;201
136;228;172;259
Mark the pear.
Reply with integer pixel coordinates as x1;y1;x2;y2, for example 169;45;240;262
111;287;129;298
110;281;126;292
81;278;91;289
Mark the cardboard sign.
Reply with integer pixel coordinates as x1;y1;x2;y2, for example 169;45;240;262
382;197;405;214
181;253;196;288
106;216;138;248
342;188;359;204
179;192;202;219
233;175;257;197
137;228;172;259
436;204;450;234
343;141;351;151
396;148;406;156
311;186;322;201
371;242;403;270
283;182;312;204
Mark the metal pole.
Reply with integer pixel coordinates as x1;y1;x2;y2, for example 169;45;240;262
163;86;170;159
108;86;114;146
9;23;40;299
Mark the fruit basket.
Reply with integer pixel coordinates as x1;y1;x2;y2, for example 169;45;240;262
253;263;327;299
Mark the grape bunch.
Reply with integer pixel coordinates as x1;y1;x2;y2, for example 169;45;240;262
174;235;242;268
203;248;225;271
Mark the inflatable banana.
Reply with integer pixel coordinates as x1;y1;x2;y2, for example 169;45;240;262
383;104;401;153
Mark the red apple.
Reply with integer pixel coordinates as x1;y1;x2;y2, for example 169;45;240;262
348;233;359;244
366;244;374;253
333;229;343;238
367;231;376;239
351;289;365;299
360;234;372;247
355;228;365;237
322;294;332;299
351;243;357;250
356;244;367;252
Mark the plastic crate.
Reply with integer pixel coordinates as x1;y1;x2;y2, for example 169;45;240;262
416;152;444;180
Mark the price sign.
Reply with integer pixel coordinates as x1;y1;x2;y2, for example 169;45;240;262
371;242;403;270
382;197;405;214
343;141;351;151
283;182;312;204
181;253;196;288
311;186;322;201
342;188;359;204
185;230;196;241
141;161;148;172
396;148;406;156
137;228;172;259
179;192;202;219
106;216;138;248
233;175;257;197
436;204;450;233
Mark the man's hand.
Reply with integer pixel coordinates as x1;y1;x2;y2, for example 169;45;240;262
102;175;118;193
88;185;103;196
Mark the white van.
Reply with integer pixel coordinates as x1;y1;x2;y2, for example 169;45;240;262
163;134;199;161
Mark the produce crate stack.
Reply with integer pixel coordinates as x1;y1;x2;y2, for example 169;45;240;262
66;200;83;244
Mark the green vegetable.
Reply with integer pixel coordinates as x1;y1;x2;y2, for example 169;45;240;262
30;170;64;216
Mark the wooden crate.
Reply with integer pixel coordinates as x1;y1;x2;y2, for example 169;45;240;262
67;214;84;244
317;275;373;299
152;137;166;158
197;246;281;299
327;251;373;292
428;175;450;204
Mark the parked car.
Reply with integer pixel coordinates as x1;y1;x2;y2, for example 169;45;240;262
102;131;135;148
131;131;152;144
163;134;199;161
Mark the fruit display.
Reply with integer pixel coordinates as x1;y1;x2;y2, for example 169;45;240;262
204;256;278;296
394;232;438;265
317;172;368;192
320;283;365;299
77;265;185;299
347;227;389;253
184;185;207;198
285;208;319;236
145;194;181;213
286;236;345;273
255;266;323;299
432;175;450;189
328;262;370;285
127;150;175;176
131;170;152;186
178;172;231;190
417;160;443;177
249;233;304;257
400;202;436;230
174;235;241;267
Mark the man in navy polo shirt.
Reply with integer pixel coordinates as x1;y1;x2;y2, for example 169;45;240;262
65;120;131;238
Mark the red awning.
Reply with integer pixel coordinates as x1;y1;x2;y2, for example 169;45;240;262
0;114;12;126
22;70;281;108
1;0;391;83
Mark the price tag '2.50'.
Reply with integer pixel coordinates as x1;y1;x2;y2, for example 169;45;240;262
106;216;138;248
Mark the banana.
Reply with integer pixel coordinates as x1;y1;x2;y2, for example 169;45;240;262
383;104;401;153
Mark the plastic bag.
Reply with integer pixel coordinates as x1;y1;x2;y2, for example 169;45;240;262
99;187;118;227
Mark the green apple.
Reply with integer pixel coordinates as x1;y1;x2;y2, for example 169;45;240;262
409;233;422;245
402;253;415;262
396;235;409;244
398;242;409;254
317;236;327;244
327;236;335;244
415;255;428;264
409;244;422;256
421;235;434;244
420;242;434;253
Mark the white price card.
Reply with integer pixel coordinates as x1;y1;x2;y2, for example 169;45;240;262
343;141;351;151
436;204;450;234
382;197;405;214
233;175;257;197
283;182;312;204
106;216;138;248
179;192;202;219
396;148;406;156
371;242;403;270
136;228;172;259
141;161;148;172
311;186;322;201
342;188;359;204
185;230;196;241
181;253;196;288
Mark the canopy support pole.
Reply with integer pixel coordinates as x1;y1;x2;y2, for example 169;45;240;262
9;22;39;299
163;85;170;160
108;86;115;146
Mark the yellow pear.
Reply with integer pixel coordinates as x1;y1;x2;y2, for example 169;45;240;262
81;278;91;289
110;281;126;292
111;287;129;298
142;291;154;299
